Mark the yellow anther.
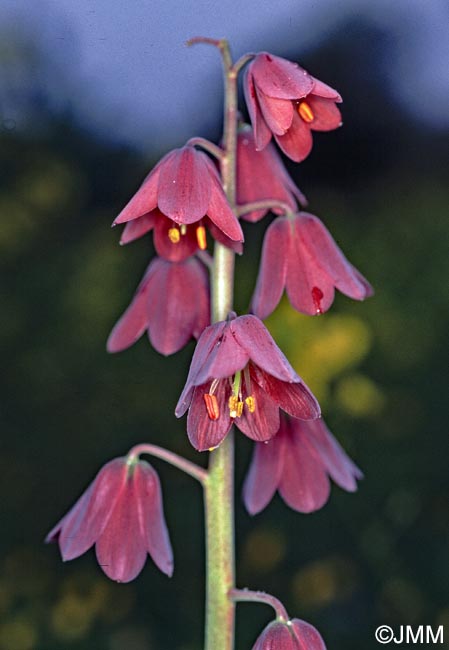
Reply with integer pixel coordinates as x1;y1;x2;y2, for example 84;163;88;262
168;226;181;243
298;101;314;123
245;395;256;413
229;395;244;418
196;225;207;250
180;224;187;236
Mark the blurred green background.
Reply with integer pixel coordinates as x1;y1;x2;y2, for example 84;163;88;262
1;15;448;650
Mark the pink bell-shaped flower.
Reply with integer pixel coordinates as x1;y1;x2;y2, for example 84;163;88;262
107;256;209;356
244;52;342;162
113;145;244;258
175;313;320;451
252;212;373;318
236;125;306;223
253;618;326;650
46;457;173;583
243;414;363;515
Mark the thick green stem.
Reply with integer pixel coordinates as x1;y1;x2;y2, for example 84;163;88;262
195;36;238;650
204;432;235;650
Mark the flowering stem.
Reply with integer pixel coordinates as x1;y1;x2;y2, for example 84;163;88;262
191;36;238;650
228;588;289;621
127;443;207;483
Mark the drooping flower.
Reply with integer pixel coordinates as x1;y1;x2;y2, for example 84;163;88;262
236;124;307;223
46;457;173;583
175;314;320;452
113;145;243;259
244;52;342;162
253;618;326;650
107;256;209;356
243;414;363;515
251;212;373;318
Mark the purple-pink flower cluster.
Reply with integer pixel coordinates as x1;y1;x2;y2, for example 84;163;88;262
47;44;373;649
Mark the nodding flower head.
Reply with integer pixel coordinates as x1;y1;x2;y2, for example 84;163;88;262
107;256;209;356
113;145;243;258
46;457;173;583
175;313;320;451
244;52;342;162
243;414;363;515
251;212;373;319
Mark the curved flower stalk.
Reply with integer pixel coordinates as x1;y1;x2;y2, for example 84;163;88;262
252;211;373;318
236;124;307;222
243;414;363;515
175;313;320;451
114;145;244;255
107;256;209;356
244;52;342;162
46;457;173;583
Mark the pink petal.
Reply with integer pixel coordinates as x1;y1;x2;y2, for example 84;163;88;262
286;233;336;316
208;219;244;254
265;142;308;207
106;265;153;353
175;322;227;417
242;431;285;515
307;96;342;132
295;213;372;300
237;131;304;223
134;461;173;577
153;212;198;261
46;458;126;561
191;261;210;339
244;69;272;151
187;382;232;451
235;379;280;441
157;147;211;224
120;212;156;244
279;423;330;512
205;160;244;242
256;87;294;135
251;53;314;100
194;322;249;385
291;619;327;650
274;110;313;163
231;315;298;382
95;470;148;582
146;259;205;355
310;76;342;102
252;621;295;650
114;163;161;224
252;367;321;420
251;217;289;319
304;419;363;492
